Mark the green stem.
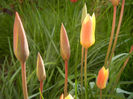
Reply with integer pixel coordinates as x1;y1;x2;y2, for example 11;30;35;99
64;60;68;97
40;81;43;99
81;46;84;98
104;6;117;67
108;0;125;67
100;89;102;99
111;46;132;93
84;48;88;99
21;62;28;99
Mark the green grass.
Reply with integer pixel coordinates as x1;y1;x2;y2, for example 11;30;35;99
0;0;133;99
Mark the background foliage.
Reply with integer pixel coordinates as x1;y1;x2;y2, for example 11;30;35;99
0;0;133;99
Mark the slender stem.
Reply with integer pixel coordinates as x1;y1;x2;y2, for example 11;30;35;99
100;89;102;99
81;46;84;98
21;62;28;99
84;48;88;99
108;0;125;67
104;6;117;67
64;60;68;97
40;81;43;99
111;46;132;93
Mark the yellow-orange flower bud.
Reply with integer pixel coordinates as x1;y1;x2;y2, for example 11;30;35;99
60;23;70;61
36;52;46;81
13;12;29;63
60;94;74;99
80;13;96;48
111;0;119;6
96;66;109;89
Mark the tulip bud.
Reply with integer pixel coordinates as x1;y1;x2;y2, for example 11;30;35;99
96;66;109;89
36;52;46;81
13;12;29;63
60;23;70;61
60;94;74;99
111;0;120;6
80;13;96;48
81;3;87;23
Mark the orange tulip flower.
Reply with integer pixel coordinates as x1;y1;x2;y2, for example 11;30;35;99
96;66;109;89
80;13;96;49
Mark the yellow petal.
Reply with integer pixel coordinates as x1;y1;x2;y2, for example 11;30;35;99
13;12;29;63
36;52;46;81
81;3;87;23
91;13;96;44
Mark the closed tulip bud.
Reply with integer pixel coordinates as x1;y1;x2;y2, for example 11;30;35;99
81;3;87;23
36;52;46;81
80;13;96;48
13;12;29;63
96;66;109;89
60;23;70;61
111;0;120;6
60;94;74;99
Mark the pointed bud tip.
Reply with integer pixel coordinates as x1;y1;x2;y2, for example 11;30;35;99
38;52;41;57
15;12;21;21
